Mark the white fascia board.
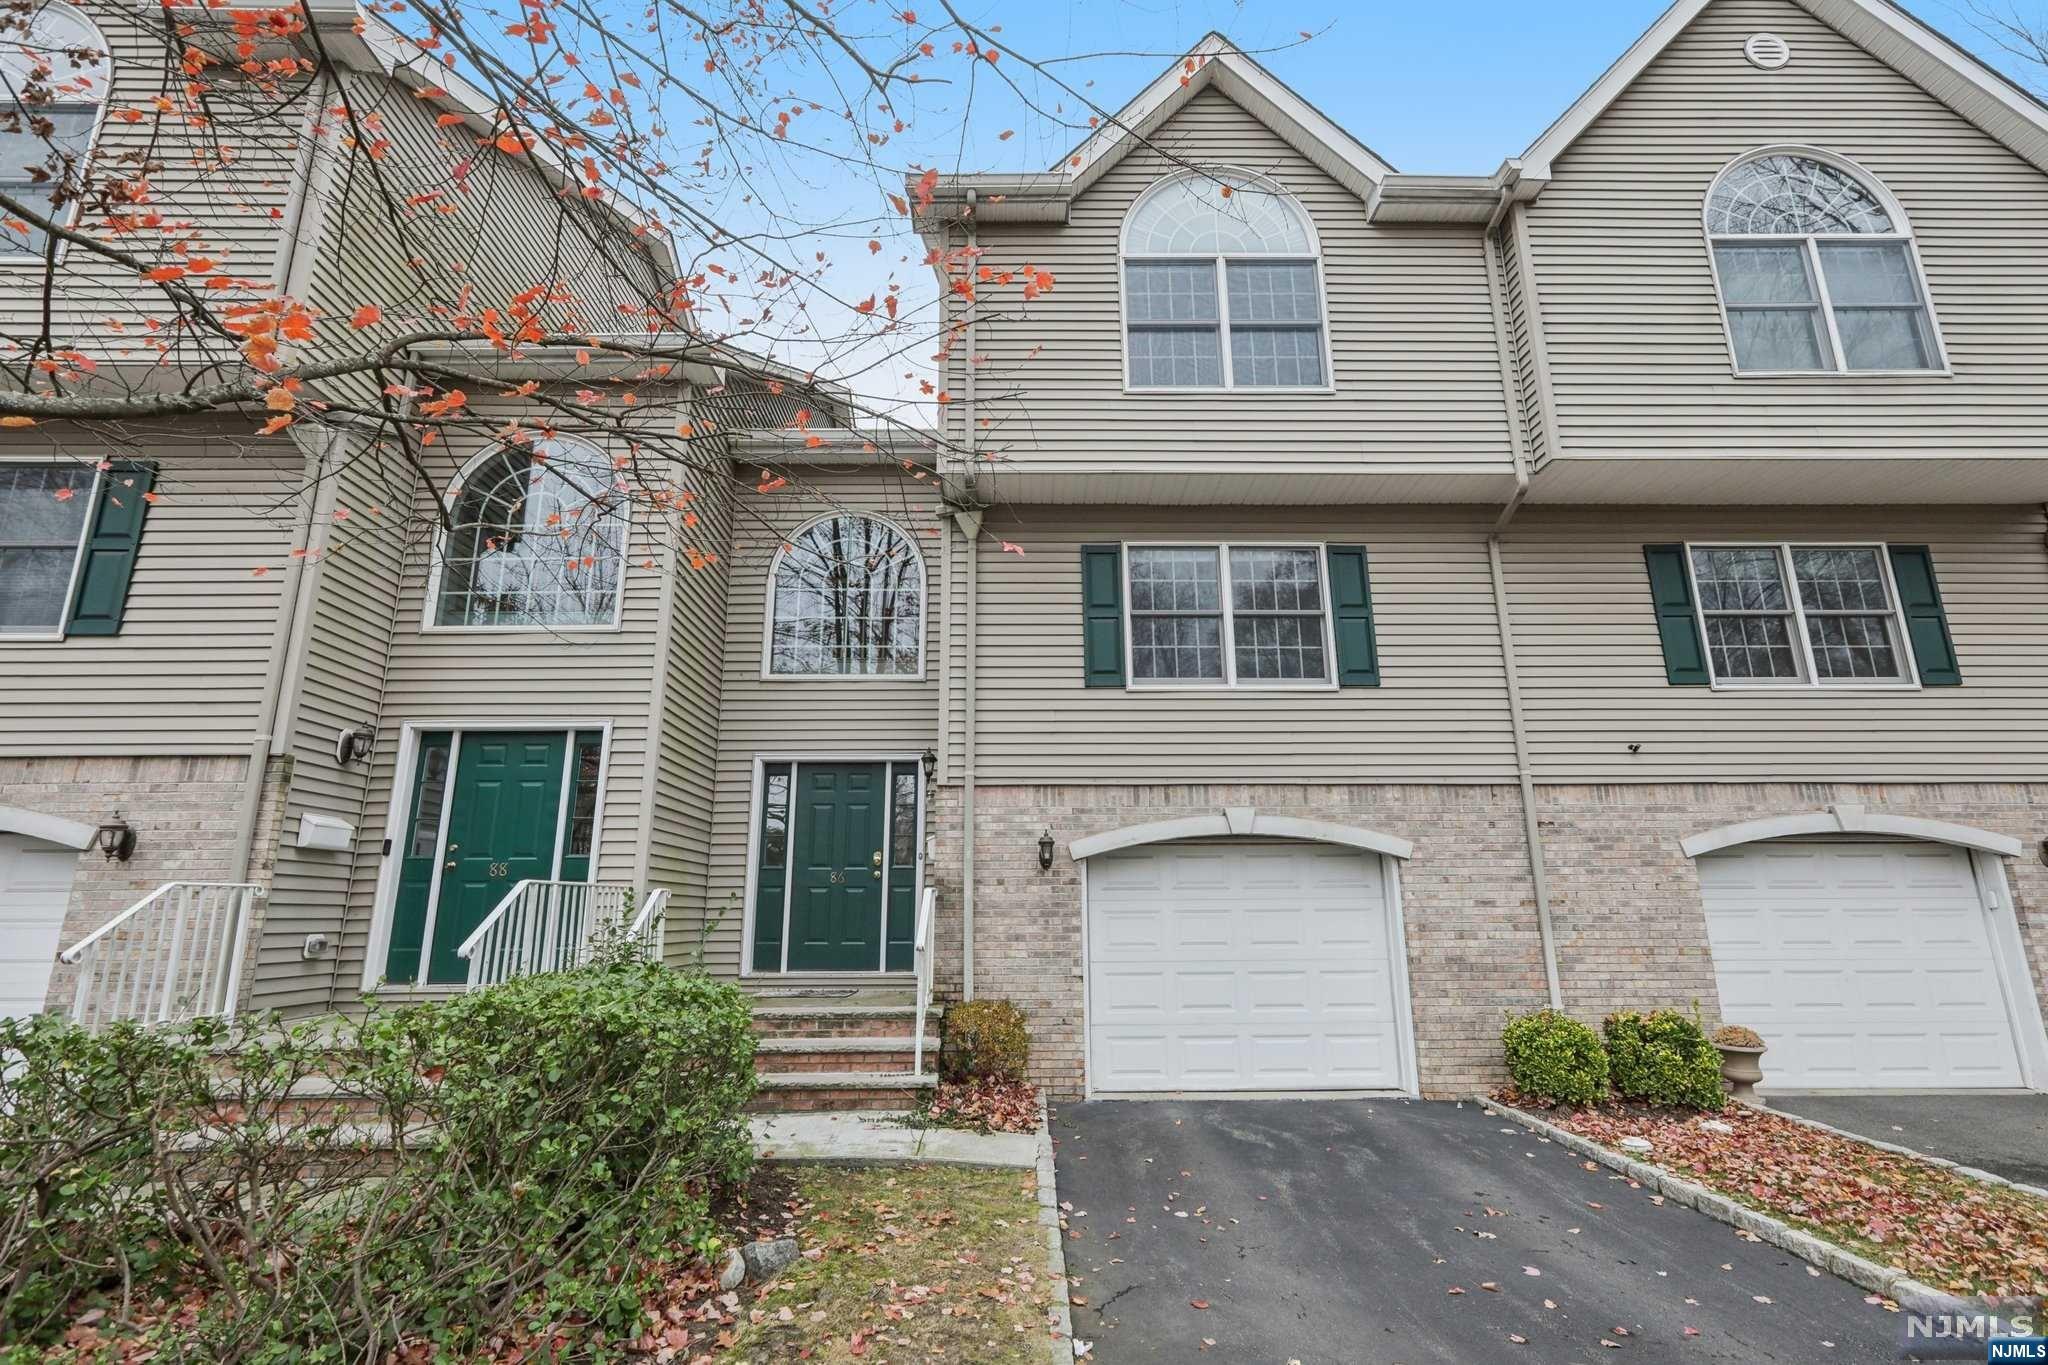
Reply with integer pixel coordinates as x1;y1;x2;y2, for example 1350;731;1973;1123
1521;0;2048;181
1058;33;1392;203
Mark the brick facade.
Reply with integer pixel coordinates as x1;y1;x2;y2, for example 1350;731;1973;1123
940;780;2048;1101
4;754;290;1011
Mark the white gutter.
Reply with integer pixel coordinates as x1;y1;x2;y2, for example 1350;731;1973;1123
1481;202;1562;1010
956;192;981;1001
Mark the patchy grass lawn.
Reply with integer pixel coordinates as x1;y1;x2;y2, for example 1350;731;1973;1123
722;1164;1055;1363
1538;1101;2048;1298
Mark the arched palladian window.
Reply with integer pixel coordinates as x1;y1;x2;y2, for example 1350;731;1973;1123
0;1;109;258
1705;149;1942;373
430;437;628;629
767;513;923;677
1121;169;1327;389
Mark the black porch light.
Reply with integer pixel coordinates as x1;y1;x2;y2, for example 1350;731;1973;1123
96;813;136;862
921;746;937;783
1037;828;1055;872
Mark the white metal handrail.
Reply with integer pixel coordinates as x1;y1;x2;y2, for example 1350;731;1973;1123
912;886;936;1078
59;882;264;1032
455;879;635;989
626;887;669;960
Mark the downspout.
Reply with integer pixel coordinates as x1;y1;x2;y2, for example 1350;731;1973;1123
228;75;339;884
1482;197;1563;1010
956;189;980;1001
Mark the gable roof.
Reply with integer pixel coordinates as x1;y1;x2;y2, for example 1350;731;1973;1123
1520;0;2048;179
1056;33;1395;202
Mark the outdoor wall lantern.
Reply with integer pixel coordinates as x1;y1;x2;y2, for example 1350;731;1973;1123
335;722;376;768
921;746;937;784
96;813;136;862
1037;828;1055;872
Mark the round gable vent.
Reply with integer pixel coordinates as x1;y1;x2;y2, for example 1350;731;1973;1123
1744;32;1792;70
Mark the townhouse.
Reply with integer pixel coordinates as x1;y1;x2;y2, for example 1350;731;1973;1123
5;0;2048;1105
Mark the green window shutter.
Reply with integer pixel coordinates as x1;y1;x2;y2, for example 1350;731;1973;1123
1888;545;1961;686
65;462;156;637
1642;544;1709;685
1080;544;1125;687
1325;544;1380;687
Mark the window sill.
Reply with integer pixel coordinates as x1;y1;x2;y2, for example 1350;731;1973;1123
1122;683;1341;694
1706;680;1922;693
416;622;625;636
1725;367;1954;381
1122;385;1337;396
0;631;68;643
758;671;929;684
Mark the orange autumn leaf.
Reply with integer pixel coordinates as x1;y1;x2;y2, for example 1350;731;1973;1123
0;415;34;428
350;304;382;328
144;265;186;282
263;386;296;411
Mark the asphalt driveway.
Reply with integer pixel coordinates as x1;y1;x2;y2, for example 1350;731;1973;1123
1767;1091;2048;1190
1052;1098;1912;1364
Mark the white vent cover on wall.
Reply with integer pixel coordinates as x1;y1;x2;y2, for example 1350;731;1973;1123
1744;32;1792;70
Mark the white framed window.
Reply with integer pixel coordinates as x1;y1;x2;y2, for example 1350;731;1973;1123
0;460;96;637
1124;541;1333;688
1703;148;1944;374
1120;169;1330;391
765;513;924;678
425;437;628;631
1685;542;1918;687
0;1;111;260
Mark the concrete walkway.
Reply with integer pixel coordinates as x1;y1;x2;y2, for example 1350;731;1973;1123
750;1111;1038;1168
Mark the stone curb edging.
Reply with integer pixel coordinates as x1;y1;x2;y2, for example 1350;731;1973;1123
1755;1102;2048;1202
1036;1099;1079;1363
1473;1095;1974;1317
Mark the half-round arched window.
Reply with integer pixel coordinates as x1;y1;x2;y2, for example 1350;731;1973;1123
0;1;110;258
1704;149;1941;373
767;513;924;677
429;438;628;630
1120;169;1327;389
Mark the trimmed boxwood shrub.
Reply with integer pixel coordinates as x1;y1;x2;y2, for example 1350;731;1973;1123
1501;1009;1609;1105
940;999;1030;1083
1604;1009;1726;1110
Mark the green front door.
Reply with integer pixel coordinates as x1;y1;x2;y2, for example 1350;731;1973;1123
419;731;567;984
785;763;888;971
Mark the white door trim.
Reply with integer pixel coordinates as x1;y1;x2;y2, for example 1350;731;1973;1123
1972;850;2048;1091
0;805;95;850
360;719;615;992
737;752;926;978
1679;804;2022;860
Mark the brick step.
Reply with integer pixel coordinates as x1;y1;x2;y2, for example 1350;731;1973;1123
754;1036;938;1074
748;1069;936;1113
751;1004;935;1041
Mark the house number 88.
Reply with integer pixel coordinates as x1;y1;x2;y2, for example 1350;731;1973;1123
489;861;509;878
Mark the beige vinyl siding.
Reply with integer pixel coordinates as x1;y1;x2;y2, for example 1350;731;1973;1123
701;468;942;976
0;8;309;338
251;430;417;1012
1492;219;1549;467
1503;505;2048;781
968;506;1517;784
647;426;736;965
327;404;678;990
963;86;1515;477
1527;0;2048;456
0;428;305;756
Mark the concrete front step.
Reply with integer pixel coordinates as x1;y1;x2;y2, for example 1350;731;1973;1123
751;1004;932;1041
749;1069;937;1113
754;1035;939;1074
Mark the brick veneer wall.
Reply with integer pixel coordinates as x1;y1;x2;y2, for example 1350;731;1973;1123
4;754;290;1013
951;781;2048;1102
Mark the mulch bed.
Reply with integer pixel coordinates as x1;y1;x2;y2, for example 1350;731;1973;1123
1522;1096;2048;1299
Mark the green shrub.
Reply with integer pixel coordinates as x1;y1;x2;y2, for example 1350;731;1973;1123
940;999;1030;1083
0;963;759;1358
1604;1010;1726;1110
1501;1009;1609;1105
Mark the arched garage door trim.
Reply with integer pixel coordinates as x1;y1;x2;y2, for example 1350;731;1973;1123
0;805;95;851
1682;804;2046;1092
1678;802;2021;860
1070;807;1414;862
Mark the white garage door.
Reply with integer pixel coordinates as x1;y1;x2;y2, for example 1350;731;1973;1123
1699;840;2025;1089
0;833;80;1019
1086;840;1407;1093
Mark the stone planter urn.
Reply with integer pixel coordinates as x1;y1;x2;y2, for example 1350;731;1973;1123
1715;1042;1767;1106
